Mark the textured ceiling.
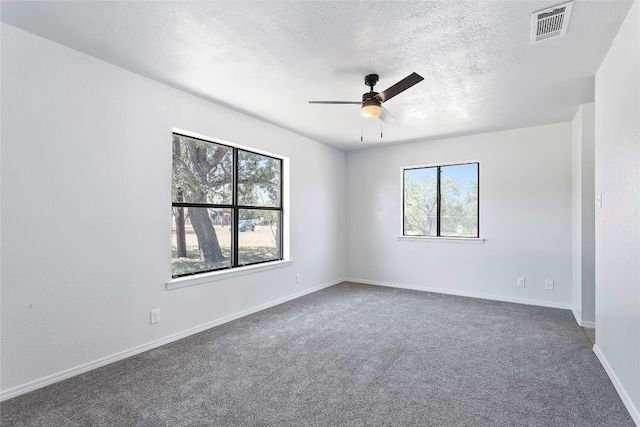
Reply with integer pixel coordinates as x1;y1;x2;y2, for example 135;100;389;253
1;1;634;151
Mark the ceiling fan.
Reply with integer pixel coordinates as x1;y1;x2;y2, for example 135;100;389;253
309;72;424;122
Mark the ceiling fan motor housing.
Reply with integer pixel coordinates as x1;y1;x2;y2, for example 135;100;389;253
362;91;379;103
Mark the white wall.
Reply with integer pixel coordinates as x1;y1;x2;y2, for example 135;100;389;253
346;123;573;308
593;0;640;423
571;103;596;327
0;24;346;398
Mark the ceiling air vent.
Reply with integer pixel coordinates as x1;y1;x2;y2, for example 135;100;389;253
530;1;573;44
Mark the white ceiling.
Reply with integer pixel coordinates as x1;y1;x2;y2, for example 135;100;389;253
1;1;634;151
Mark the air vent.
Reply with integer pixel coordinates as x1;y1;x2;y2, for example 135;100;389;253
530;1;573;44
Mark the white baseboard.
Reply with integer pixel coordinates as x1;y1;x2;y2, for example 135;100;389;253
571;308;596;329
345;277;572;310
0;278;343;402
593;345;640;426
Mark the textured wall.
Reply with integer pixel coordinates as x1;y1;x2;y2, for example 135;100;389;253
571;103;596;326
0;24;346;396
571;107;584;321
594;0;640;422
346;123;573;308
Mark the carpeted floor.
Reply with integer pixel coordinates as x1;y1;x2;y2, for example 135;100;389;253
1;282;634;426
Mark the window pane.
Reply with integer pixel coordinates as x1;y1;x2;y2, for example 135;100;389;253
172;135;233;205
237;209;281;266
237;150;281;207
440;163;478;237
172;207;232;276
403;167;438;236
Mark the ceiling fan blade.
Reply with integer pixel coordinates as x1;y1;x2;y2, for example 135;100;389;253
376;72;424;103
379;105;397;124
309;101;361;104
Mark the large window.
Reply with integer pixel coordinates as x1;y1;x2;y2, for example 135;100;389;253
171;133;283;277
403;162;479;238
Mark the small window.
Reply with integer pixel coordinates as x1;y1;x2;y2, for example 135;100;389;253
171;133;283;278
403;162;479;238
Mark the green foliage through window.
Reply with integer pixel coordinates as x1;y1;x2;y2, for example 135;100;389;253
171;134;283;277
403;163;479;238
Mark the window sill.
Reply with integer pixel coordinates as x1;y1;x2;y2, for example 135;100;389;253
397;236;486;244
166;260;293;290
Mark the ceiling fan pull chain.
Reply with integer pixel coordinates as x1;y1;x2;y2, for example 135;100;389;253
361;120;364;142
380;120;383;139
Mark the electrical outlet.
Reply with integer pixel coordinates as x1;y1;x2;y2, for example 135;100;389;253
296;273;301;283
545;279;554;290
150;309;160;324
517;277;525;287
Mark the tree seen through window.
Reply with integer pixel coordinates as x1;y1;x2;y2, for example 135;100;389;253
171;134;282;277
403;163;478;237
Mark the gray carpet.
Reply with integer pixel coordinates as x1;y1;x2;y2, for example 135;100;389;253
1;282;634;426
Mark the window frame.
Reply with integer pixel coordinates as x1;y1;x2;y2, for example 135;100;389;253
170;130;286;280
401;161;480;239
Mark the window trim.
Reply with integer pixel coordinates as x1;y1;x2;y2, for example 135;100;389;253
170;128;290;283
397;236;485;244
167;259;293;291
401;160;480;239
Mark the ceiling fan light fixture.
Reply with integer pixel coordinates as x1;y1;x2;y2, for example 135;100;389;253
361;98;382;118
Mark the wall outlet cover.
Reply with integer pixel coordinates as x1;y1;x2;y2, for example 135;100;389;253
150;309;160;324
